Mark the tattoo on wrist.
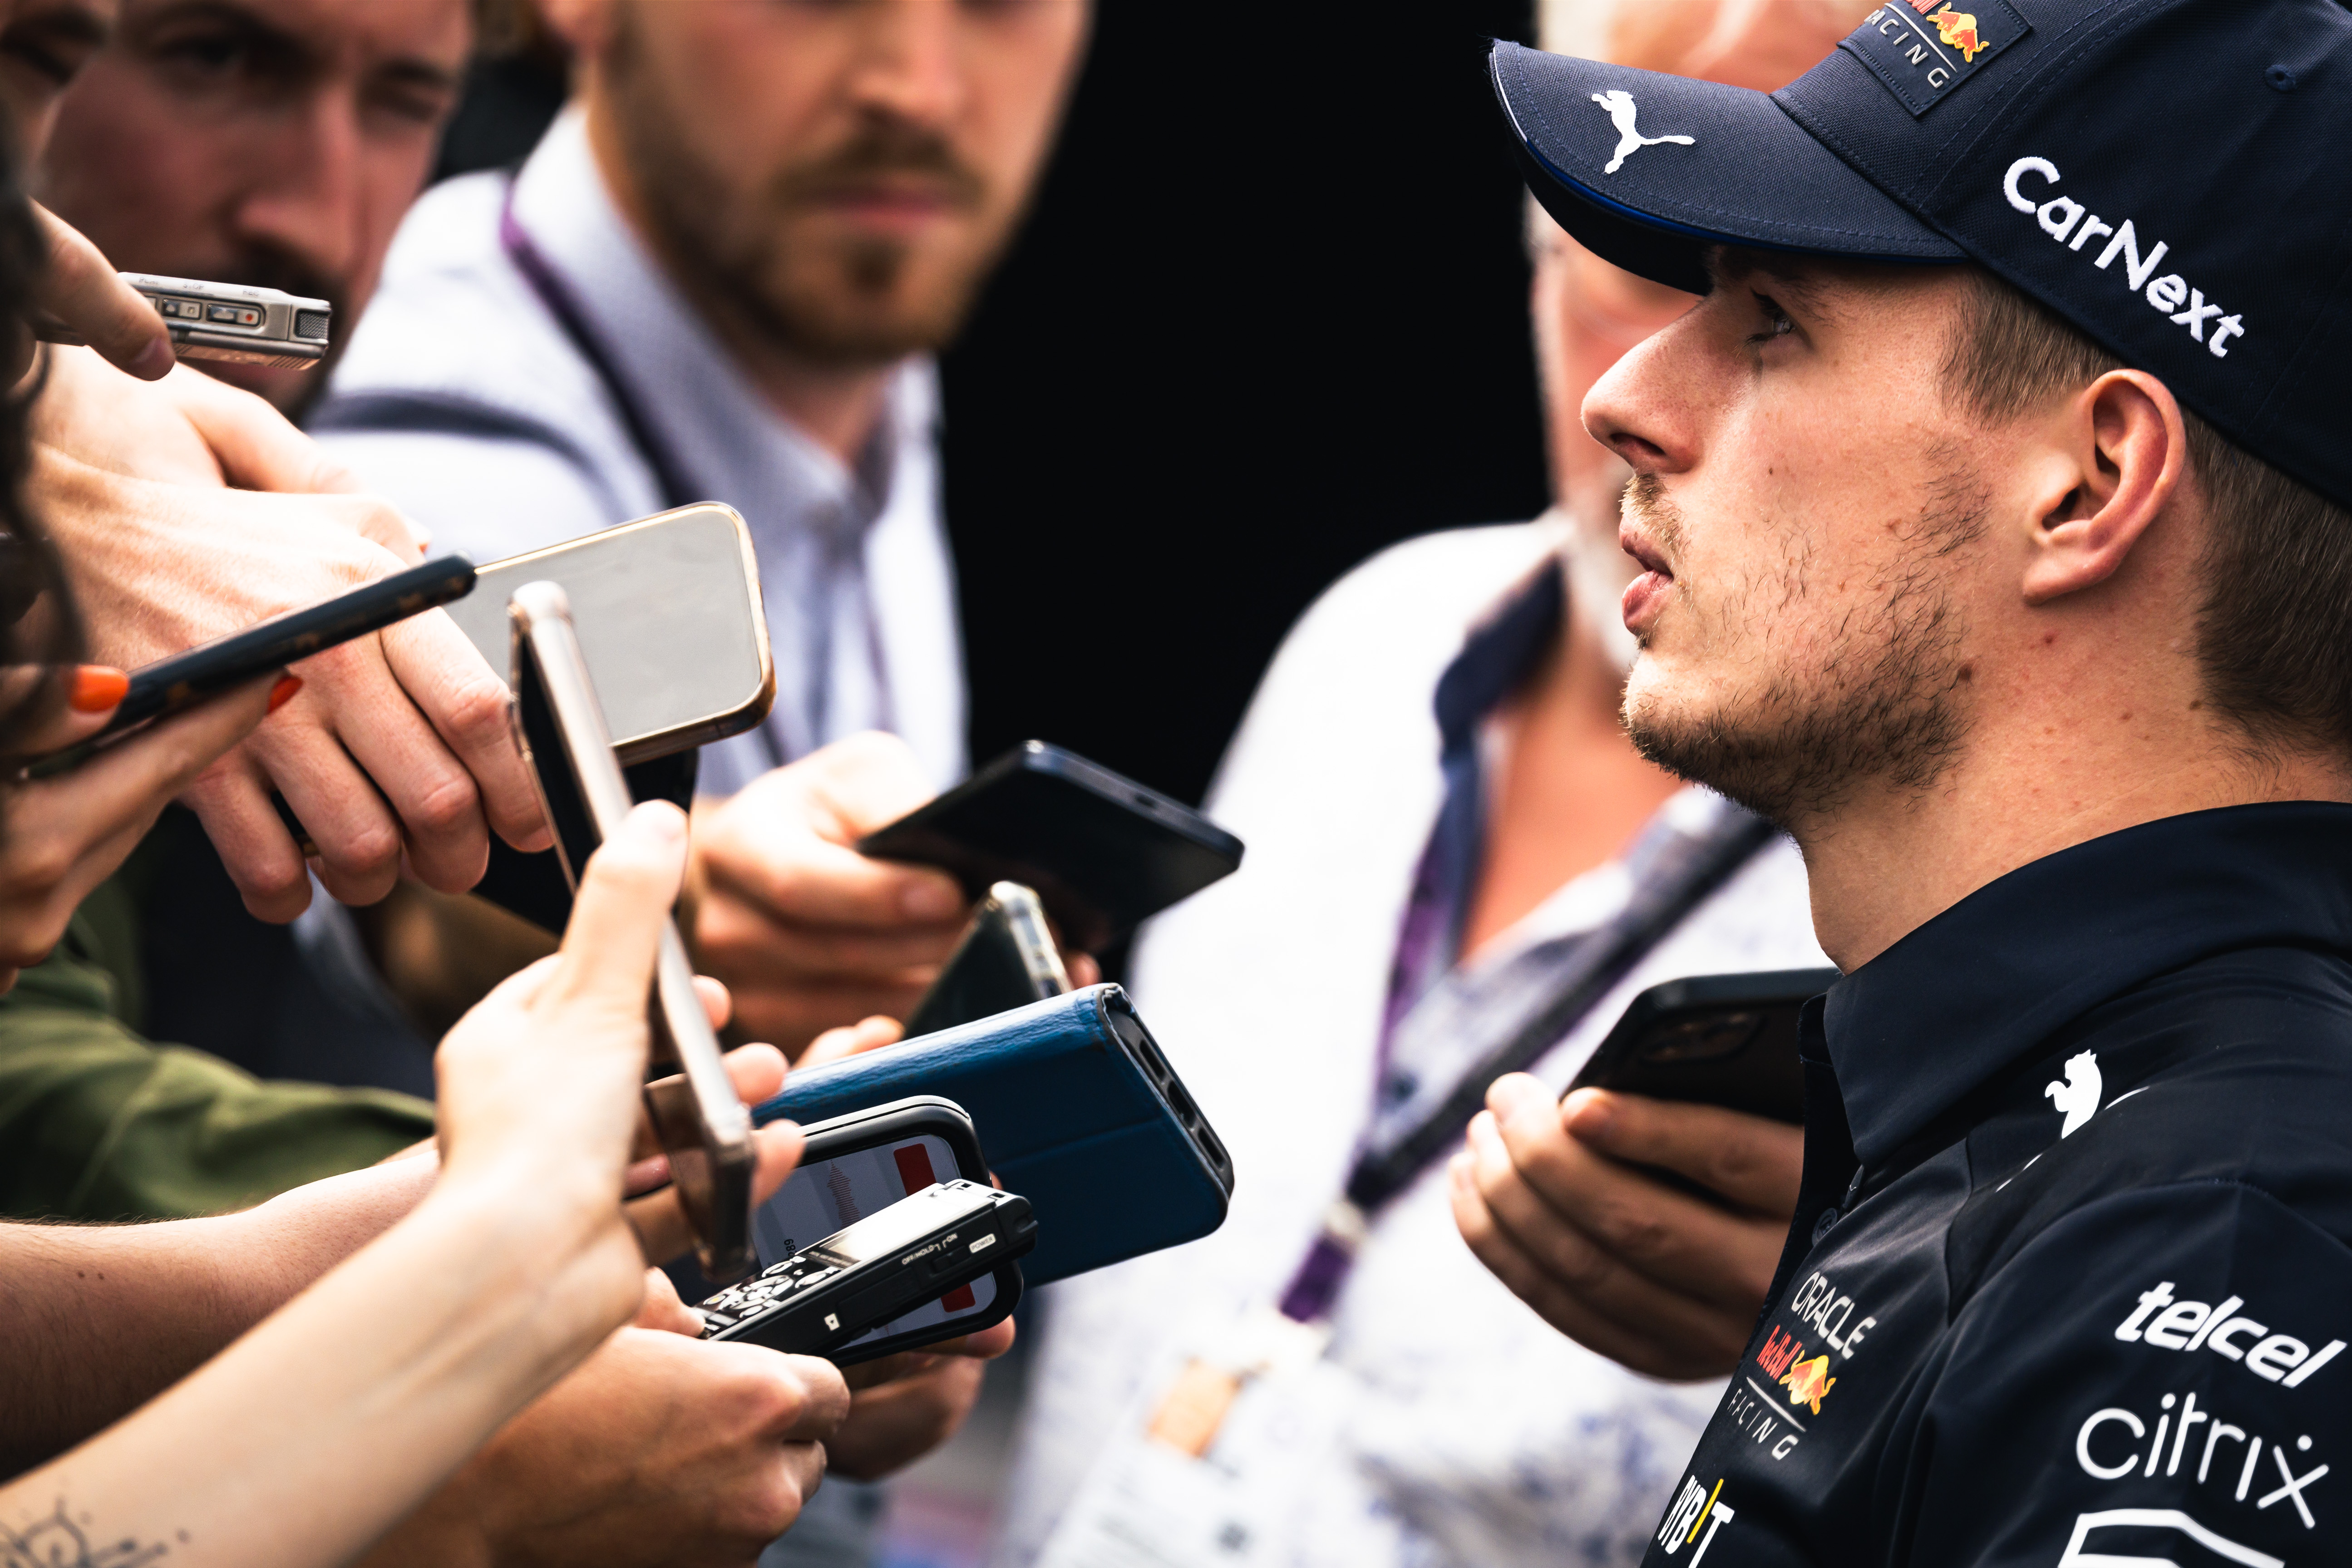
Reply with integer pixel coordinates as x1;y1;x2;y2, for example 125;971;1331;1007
4;1500;177;1567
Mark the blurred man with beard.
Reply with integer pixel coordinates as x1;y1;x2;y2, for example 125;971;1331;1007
311;0;1093;1062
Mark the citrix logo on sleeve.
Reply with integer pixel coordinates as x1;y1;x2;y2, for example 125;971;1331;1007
2115;1281;2347;1389
2001;158;2244;360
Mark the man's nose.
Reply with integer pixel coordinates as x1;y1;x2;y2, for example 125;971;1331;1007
1582;322;1702;476
228;86;365;286
843;0;970;130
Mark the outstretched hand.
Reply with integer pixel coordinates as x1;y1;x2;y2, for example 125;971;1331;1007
433;803;806;1349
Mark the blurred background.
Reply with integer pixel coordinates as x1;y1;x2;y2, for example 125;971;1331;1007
447;0;1546;813
437;7;1540;1565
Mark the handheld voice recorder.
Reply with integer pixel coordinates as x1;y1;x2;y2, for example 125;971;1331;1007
699;1179;1036;1364
36;273;332;367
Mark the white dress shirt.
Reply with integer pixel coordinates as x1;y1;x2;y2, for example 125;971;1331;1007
314;109;966;793
993;520;1829;1568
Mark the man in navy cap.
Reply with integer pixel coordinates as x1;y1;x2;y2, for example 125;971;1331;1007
1453;1;2352;1563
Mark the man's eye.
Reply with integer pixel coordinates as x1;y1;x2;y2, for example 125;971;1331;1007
154;30;249;76
1749;294;1797;345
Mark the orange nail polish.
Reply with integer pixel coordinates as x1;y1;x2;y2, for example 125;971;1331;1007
68;666;128;713
268;675;303;713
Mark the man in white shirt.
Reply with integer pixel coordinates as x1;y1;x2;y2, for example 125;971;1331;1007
993;5;1869;1565
310;0;1092;1050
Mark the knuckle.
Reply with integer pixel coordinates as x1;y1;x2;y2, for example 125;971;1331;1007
320;818;403;878
404;767;481;838
1593;1198;1676;1262
434;672;510;750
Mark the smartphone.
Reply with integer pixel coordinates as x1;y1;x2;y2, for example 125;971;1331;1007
24;555;475;778
857;742;1245;951
902;882;1070;1039
698;1180;1037;1364
508;579;758;1281
35;272;332;367
755;1097;1022;1361
754;984;1231;1285
447;504;774;764
1565;967;1841;1125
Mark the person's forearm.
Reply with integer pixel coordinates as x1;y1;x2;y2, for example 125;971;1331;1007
0;1175;627;1568
0;1156;438;1475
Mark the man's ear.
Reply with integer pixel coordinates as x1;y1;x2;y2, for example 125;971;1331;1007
2019;369;2187;606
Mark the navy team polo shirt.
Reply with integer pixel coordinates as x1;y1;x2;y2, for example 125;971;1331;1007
1647;802;2352;1568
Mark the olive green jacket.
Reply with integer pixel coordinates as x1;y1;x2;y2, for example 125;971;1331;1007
0;875;433;1223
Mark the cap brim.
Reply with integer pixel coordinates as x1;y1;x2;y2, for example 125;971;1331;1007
1491;41;1962;293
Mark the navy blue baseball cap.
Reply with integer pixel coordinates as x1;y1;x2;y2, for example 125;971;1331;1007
1489;0;2352;513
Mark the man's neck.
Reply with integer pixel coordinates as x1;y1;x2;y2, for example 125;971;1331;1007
582;98;892;467
1460;566;1682;958
1794;710;2352;973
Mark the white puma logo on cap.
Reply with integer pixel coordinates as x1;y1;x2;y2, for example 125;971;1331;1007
1591;90;1694;175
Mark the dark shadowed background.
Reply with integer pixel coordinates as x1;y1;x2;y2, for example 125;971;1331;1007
444;1;1547;809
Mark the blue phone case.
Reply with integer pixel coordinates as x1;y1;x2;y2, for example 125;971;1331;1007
751;985;1232;1284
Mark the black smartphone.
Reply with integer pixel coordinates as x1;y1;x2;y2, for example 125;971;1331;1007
508;579;759;1282
856;742;1244;951
698;1180;1037;1363
1565;968;1841;1125
26;555;475;777
902;882;1070;1039
755;1096;1022;1361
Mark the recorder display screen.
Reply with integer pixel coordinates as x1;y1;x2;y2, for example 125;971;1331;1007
756;1136;997;1343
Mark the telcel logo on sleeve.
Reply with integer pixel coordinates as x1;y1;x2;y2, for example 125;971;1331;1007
1842;0;2029;116
2115;1281;2347;1389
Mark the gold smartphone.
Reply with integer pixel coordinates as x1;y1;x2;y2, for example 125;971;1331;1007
507;579;758;1282
451;503;774;764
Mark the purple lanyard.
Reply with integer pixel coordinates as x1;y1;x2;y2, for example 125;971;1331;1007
1273;779;1775;1326
498;182;698;516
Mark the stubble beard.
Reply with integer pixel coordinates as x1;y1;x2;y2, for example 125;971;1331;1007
1619;464;1987;830
605;3;1007;370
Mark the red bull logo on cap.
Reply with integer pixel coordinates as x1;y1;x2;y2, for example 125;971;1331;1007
1928;5;1987;60
1849;0;2028;116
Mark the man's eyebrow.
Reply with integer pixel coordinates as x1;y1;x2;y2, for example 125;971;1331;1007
1709;246;1839;317
125;0;318;66
12;5;111;53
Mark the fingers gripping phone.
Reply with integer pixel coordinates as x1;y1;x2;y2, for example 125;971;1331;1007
508;579;757;1281
1566;968;1842;1126
902;882;1071;1039
857;743;1244;952
23;555;476;778
747;1097;1025;1362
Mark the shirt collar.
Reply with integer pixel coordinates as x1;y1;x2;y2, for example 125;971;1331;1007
508;109;927;533
1823;800;2352;1166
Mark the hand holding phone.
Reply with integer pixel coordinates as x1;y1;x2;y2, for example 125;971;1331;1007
27;554;475;776
690;732;970;1058
1449;969;1830;1381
